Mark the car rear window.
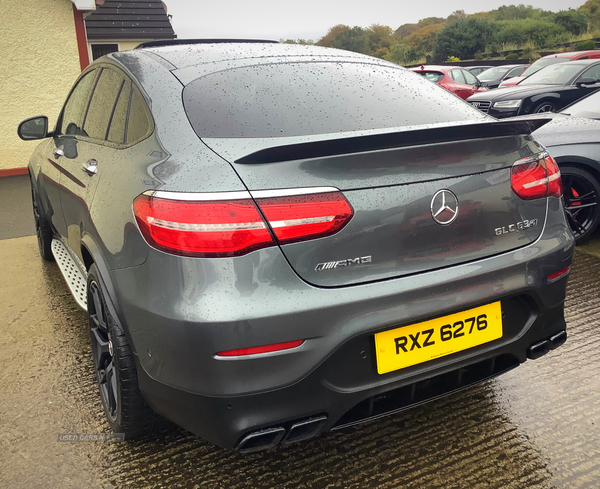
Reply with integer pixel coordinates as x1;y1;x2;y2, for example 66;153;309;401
520;57;570;77
415;71;444;83
183;62;484;138
561;89;600;119
478;66;511;81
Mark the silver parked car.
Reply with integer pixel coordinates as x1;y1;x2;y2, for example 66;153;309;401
19;40;574;452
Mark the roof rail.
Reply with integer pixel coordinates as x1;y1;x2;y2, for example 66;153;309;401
135;39;279;49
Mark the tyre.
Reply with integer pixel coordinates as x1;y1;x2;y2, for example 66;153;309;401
87;265;153;437
532;101;557;113
561;166;600;245
30;178;54;261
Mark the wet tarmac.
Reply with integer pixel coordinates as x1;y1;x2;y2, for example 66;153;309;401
1;175;600;488
0;234;599;489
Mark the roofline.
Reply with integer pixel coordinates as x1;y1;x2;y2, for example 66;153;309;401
542;50;600;58
135;39;279;49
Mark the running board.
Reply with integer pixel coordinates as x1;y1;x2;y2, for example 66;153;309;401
51;239;88;311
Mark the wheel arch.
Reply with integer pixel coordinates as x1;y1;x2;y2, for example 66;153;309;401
554;155;600;184
81;235;137;354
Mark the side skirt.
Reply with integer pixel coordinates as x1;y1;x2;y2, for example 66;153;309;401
51;239;88;311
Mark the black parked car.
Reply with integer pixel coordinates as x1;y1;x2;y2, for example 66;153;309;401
467;59;600;117
18;40;573;452
476;64;528;89
532;90;600;243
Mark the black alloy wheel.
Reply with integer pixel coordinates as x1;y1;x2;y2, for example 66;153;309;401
561;166;600;245
30;178;54;261
533;101;557;113
87;265;152;437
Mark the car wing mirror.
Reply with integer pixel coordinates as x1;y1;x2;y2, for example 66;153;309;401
575;77;598;87
479;81;488;88
18;116;49;141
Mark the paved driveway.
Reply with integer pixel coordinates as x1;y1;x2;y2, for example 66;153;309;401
1;175;599;488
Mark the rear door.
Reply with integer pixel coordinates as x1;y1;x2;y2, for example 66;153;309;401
448;69;476;99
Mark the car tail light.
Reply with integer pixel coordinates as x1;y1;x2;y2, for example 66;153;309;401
215;340;305;357
133;194;275;257
255;192;353;245
133;190;354;257
511;153;562;200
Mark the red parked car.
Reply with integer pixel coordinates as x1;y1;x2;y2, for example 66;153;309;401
499;50;600;87
411;65;488;100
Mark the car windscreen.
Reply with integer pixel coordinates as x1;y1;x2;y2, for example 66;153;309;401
415;71;444;82
477;66;511;81
520;63;584;86
520;57;570;77
561;89;600;119
183;62;485;138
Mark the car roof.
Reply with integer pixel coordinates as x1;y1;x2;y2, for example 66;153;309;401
541;50;600;60
129;40;377;70
411;65;454;72
550;59;600;67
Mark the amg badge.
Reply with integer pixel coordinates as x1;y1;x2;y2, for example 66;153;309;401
315;256;372;271
495;219;538;236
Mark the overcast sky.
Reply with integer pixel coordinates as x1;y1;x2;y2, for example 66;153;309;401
164;0;589;42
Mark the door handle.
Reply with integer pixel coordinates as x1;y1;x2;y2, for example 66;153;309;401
53;148;64;158
82;159;98;175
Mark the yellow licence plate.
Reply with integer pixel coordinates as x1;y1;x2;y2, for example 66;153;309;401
374;302;503;374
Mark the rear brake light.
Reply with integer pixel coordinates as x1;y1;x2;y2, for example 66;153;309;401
255;192;353;245
511;153;562;200
133;190;354;258
133;194;274;257
216;340;304;357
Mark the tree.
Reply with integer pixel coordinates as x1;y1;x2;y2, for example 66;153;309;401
365;24;394;52
383;42;412;64
331;27;371;54
447;10;466;23
579;0;600;30
316;24;350;47
553;9;588;35
433;18;497;62
495;18;567;47
394;23;419;38
404;23;445;55
491;4;543;21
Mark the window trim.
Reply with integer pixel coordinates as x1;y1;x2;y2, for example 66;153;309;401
55;68;99;137
57;62;155;149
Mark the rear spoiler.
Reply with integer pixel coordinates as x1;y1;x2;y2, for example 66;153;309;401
235;119;552;164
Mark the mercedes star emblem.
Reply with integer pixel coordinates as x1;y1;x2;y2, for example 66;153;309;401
431;189;459;225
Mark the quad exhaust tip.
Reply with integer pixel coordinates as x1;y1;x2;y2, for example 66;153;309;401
236;415;328;453
527;330;567;360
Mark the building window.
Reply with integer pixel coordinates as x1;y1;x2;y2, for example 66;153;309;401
91;44;119;60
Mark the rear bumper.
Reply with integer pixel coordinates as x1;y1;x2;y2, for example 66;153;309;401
137;296;568;451
108;201;573;450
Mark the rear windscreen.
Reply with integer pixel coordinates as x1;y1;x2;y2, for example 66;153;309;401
415;71;444;82
183;62;485;138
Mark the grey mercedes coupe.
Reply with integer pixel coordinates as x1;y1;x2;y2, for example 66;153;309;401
18;40;574;452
